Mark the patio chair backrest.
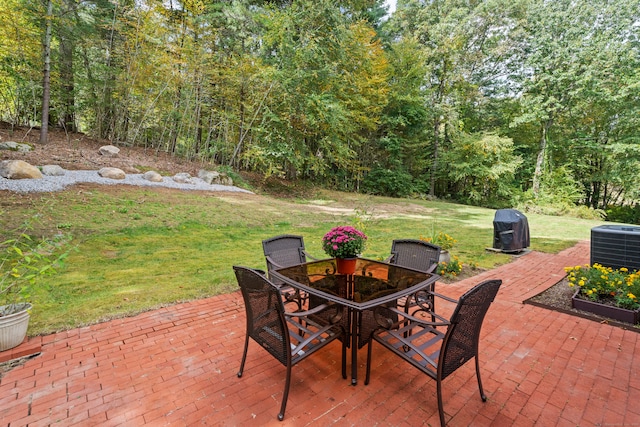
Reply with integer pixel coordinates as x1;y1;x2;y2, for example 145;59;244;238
389;239;441;273
234;266;290;366
262;234;307;271
440;279;502;379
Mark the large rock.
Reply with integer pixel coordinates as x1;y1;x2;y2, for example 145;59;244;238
172;172;194;184
0;141;32;152
142;170;163;182
99;145;120;157
198;170;217;184
198;169;233;186
98;167;126;180
0;160;43;179
41;165;65;176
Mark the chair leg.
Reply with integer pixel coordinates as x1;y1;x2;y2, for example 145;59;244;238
237;334;249;377
436;379;445;427
341;336;347;379
431;296;436;323
364;340;373;385
475;356;487;401
278;364;293;421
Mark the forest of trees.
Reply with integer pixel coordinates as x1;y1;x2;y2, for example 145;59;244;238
1;0;639;219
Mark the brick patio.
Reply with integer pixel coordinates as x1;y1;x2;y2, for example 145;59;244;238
1;240;639;426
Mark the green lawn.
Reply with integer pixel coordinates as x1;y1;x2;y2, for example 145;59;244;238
2;186;602;336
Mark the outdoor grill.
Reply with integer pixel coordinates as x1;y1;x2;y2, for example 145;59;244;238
492;209;530;253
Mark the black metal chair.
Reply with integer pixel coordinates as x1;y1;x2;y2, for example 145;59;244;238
234;266;346;421
365;279;502;427
262;234;319;308
385;239;441;315
385;239;441;273
262;234;318;274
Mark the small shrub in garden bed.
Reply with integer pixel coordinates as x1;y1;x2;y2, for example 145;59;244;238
437;256;463;279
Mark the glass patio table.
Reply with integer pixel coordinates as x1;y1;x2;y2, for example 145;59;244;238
271;257;439;384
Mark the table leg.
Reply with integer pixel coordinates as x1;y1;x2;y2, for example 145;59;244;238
351;309;359;385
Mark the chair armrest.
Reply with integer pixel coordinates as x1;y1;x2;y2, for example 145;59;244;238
372;305;450;329
426;263;438;273
302;250;319;261
285;302;334;318
286;302;343;325
403;288;458;313
398;308;450;328
383;254;394;263
265;255;285;270
430;290;459;304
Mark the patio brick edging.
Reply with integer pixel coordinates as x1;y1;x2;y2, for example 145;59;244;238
1;293;244;365
0;336;42;364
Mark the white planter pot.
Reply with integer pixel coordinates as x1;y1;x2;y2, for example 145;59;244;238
0;303;32;352
439;250;451;264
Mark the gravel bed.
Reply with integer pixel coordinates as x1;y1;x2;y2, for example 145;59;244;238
0;170;253;194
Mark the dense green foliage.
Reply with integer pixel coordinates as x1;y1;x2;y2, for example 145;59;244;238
1;0;639;217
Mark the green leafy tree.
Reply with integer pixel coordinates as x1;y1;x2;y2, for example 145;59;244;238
391;0;524;197
440;131;522;206
372;36;430;193
509;0;640;207
0;0;42;125
256;0;389;187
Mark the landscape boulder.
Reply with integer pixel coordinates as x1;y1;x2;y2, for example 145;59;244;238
98;167;126;180
198;169;233;186
0;141;32;152
41;165;65;176
0;160;43;179
172;172;194;184
99;145;120;157
143;170;163;182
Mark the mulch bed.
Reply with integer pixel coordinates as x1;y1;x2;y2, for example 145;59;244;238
524;279;640;332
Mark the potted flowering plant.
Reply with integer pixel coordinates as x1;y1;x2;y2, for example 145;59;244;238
322;226;367;274
565;263;640;323
322;226;367;258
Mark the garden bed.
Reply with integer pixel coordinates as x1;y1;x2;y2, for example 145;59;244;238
524;278;640;332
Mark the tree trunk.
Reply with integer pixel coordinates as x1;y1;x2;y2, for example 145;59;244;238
59;0;77;133
229;83;274;167
532;118;553;196
60;34;75;132
194;81;203;156
429;59;447;197
100;1;118;140
429;115;440;197
39;0;53;144
231;80;246;167
191;25;203;157
169;91;180;154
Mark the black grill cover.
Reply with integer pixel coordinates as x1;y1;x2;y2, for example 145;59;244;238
493;209;530;252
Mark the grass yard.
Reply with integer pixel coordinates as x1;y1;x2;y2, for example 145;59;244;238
2;184;602;336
